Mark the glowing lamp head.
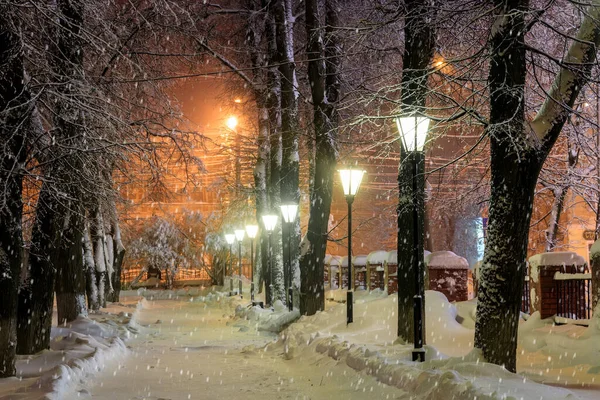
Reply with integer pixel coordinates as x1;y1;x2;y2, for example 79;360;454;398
234;229;245;241
280;204;299;223
245;224;259;239
396;115;430;152
339;169;366;197
226;116;238;130
225;234;235;245
262;214;278;232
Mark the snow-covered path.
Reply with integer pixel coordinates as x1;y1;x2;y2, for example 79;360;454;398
82;296;410;400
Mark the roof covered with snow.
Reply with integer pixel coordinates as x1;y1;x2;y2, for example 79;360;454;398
528;251;586;268
425;251;469;269
354;255;368;266
366;250;389;265
385;251;397;265
328;255;343;266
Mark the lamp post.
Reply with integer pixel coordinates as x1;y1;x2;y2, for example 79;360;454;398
280;204;298;311
396;114;430;362
234;229;245;297
245;224;259;301
225;233;235;294
262;214;278;308
339;168;366;324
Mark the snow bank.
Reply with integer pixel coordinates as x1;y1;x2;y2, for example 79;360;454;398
267;291;588;400
2;300;142;400
235;300;300;333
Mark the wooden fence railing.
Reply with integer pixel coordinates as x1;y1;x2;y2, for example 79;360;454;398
554;272;592;320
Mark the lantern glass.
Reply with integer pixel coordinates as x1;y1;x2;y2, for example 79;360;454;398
280;204;299;223
245;224;259;239
225;234;235;245
395;116;430;152
234;229;245;241
339;169;366;197
262;214;278;232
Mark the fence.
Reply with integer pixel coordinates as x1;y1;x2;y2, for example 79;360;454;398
121;264;252;287
554;273;592;320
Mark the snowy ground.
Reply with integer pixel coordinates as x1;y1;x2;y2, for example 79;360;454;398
2;280;600;399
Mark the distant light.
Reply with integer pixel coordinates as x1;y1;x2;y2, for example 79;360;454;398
234;98;242;103
234;229;245;241
226;116;238;130
245;224;259;239
262;214;278;232
584;102;590;108
225;234;235;245
280;204;299;223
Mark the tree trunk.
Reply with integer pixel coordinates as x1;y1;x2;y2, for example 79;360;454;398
396;0;435;342
265;5;285;304
55;206;87;325
275;0;301;301
255;104;269;294
83;221;100;310
299;0;339;315
545;144;578;252
17;183;62;354
0;10;27;376
475;0;530;372
91;205;107;308
545;186;568;252
475;0;600;372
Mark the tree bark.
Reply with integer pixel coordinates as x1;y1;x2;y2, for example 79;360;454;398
265;4;285;304
275;0;301;301
299;0;339;315
83;221;100;310
396;0;435;343
0;10;27;376
55;205;87;325
17;183;62;354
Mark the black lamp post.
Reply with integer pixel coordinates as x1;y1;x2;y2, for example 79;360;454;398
225;233;235;294
339;168;366;324
280;204;298;311
262;214;278;308
245;224;259;301
396;114;430;362
234;229;245;297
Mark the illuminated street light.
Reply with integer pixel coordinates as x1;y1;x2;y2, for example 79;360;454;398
338;168;366;324
226;116;238;130
396;114;431;362
245;224;259;301
280;204;299;311
262;214;278;307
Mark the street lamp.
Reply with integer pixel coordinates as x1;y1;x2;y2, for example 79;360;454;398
262;214;278;307
245;224;259;301
280;204;298;311
234;229;245;297
396;114;430;362
225;233;235;293
339;168;366;324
